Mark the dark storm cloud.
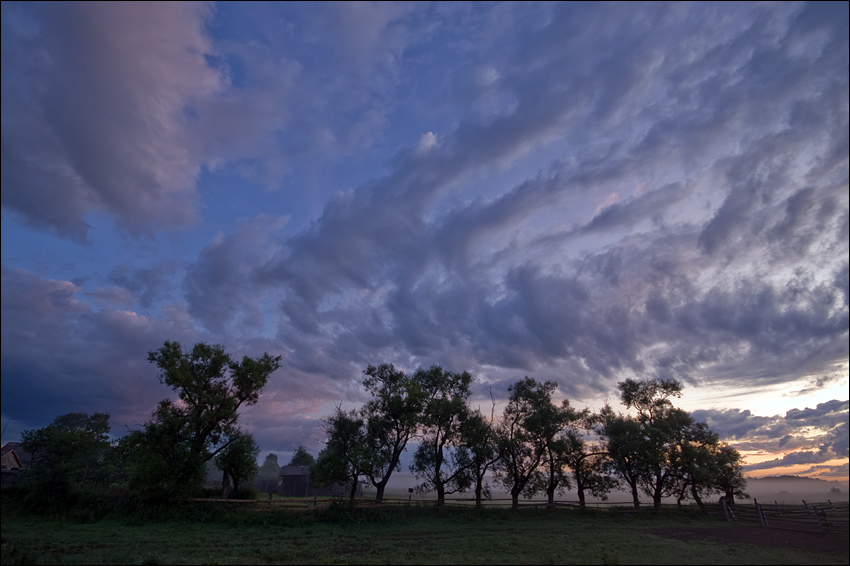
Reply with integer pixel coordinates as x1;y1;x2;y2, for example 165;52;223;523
0;266;180;437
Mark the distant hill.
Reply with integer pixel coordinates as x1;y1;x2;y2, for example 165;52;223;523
743;475;848;503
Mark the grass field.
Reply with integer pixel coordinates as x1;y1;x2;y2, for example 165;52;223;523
2;498;848;565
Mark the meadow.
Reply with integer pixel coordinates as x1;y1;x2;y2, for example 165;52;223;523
2;496;848;565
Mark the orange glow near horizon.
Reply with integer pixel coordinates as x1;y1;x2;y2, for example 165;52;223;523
740;450;849;484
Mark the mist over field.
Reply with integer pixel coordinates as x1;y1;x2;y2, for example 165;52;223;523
376;472;849;505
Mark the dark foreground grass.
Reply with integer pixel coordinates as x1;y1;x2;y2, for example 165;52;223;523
2;500;848;565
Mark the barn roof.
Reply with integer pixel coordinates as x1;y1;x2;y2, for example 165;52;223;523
279;465;310;476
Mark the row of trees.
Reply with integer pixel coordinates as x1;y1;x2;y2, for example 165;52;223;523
311;365;748;510
16;341;746;512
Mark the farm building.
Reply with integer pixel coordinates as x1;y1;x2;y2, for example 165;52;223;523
1;442;32;485
278;465;362;498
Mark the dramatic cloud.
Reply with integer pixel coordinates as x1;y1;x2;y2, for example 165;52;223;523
2;2;847;474
1;2;225;240
694;400;849;476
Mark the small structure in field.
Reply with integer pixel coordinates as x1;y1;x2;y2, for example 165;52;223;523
278;465;361;498
1;442;32;485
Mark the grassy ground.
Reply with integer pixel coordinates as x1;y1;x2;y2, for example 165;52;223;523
2;499;848;565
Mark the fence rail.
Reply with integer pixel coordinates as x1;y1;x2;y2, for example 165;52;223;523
194;494;725;515
723;498;849;534
195;494;849;533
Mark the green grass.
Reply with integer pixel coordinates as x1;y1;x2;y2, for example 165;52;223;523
2;501;847;565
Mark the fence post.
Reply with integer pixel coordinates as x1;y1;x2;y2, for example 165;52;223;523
754;499;768;527
813;506;826;534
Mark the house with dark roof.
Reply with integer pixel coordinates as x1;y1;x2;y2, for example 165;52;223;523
277;465;362;498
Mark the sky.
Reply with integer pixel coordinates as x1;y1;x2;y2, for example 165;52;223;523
1;1;848;485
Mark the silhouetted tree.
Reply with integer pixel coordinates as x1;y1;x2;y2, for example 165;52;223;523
410;365;474;506
599;405;649;510
459;409;502;507
493;377;555;509
124;341;280;500
602;378;746;511
713;443;748;504
563;412;617;510
525;396;584;507
311;406;370;503
360;363;427;503
288;446;316;468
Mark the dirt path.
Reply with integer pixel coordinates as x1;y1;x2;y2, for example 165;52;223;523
653;524;849;555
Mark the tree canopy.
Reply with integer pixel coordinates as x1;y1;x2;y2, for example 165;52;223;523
123;341;280;500
20;412;112;506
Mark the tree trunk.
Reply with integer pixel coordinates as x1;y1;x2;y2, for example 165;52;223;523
348;478;358;503
511;488;520;510
577;487;586;510
653;491;662;510
436;482;445;507
628;479;640;510
375;481;387;503
690;483;704;512
652;474;663;510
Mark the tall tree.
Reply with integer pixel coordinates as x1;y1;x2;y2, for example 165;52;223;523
410;365;474;506
125;341;280;500
311;406;370;503
493;377;556;509
599;405;648;510
360;363;426;503
712;443;748;504
525;397;583;507
562;412;617;510
458;409;502;507
146;341;281;460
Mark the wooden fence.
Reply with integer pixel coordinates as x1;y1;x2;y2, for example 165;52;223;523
196;494;849;535
721;498;849;534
